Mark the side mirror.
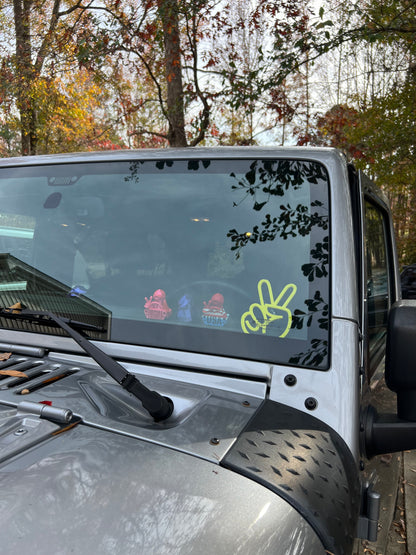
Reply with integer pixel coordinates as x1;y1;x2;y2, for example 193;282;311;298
363;300;416;458
385;300;416;421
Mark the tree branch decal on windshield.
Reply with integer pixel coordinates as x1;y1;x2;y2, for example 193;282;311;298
227;159;330;368
301;236;329;281
292;290;329;331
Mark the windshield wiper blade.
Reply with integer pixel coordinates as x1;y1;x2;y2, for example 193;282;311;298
0;308;104;333
0;307;174;422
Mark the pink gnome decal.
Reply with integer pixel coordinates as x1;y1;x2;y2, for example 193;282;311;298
144;289;172;320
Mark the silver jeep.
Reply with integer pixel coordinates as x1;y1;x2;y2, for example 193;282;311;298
0;147;415;554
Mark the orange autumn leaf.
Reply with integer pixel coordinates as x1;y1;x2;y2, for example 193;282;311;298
0;370;28;378
8;302;23;313
0;352;12;361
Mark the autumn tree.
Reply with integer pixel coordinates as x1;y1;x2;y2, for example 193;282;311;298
158;0;186;146
0;0;109;155
76;0;215;147
207;1;271;145
347;75;416;264
206;0;317;145
0;0;135;155
35;69;125;153
71;0;320;148
312;104;364;158
2;0;333;152
306;0;416;263
10;0;72;154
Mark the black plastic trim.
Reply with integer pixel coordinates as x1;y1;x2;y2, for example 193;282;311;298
221;399;360;555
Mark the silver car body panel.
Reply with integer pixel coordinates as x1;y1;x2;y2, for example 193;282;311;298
0;353;265;463
0;415;324;555
0;319;361;458
269;318;361;459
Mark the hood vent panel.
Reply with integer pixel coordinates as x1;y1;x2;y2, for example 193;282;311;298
0;355;78;394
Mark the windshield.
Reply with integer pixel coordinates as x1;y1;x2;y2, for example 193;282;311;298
0;157;329;368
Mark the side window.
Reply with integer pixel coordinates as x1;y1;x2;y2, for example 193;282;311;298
365;201;391;370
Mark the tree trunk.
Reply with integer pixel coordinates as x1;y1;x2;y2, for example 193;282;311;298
158;0;187;147
13;0;37;155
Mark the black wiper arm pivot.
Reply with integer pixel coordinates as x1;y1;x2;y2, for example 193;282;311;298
0;308;174;421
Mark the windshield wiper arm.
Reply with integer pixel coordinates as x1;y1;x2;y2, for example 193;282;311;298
0;307;174;422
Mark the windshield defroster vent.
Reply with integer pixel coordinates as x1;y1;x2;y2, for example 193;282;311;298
0;355;77;394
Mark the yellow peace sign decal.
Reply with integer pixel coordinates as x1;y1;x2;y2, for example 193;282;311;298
241;279;297;338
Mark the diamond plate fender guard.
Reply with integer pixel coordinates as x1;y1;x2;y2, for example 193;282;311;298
221;399;361;555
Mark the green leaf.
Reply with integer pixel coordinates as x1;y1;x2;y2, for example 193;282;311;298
315;20;333;30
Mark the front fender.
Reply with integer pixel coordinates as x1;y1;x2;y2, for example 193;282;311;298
222;400;361;555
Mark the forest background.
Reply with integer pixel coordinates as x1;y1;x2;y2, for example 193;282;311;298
0;0;415;264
